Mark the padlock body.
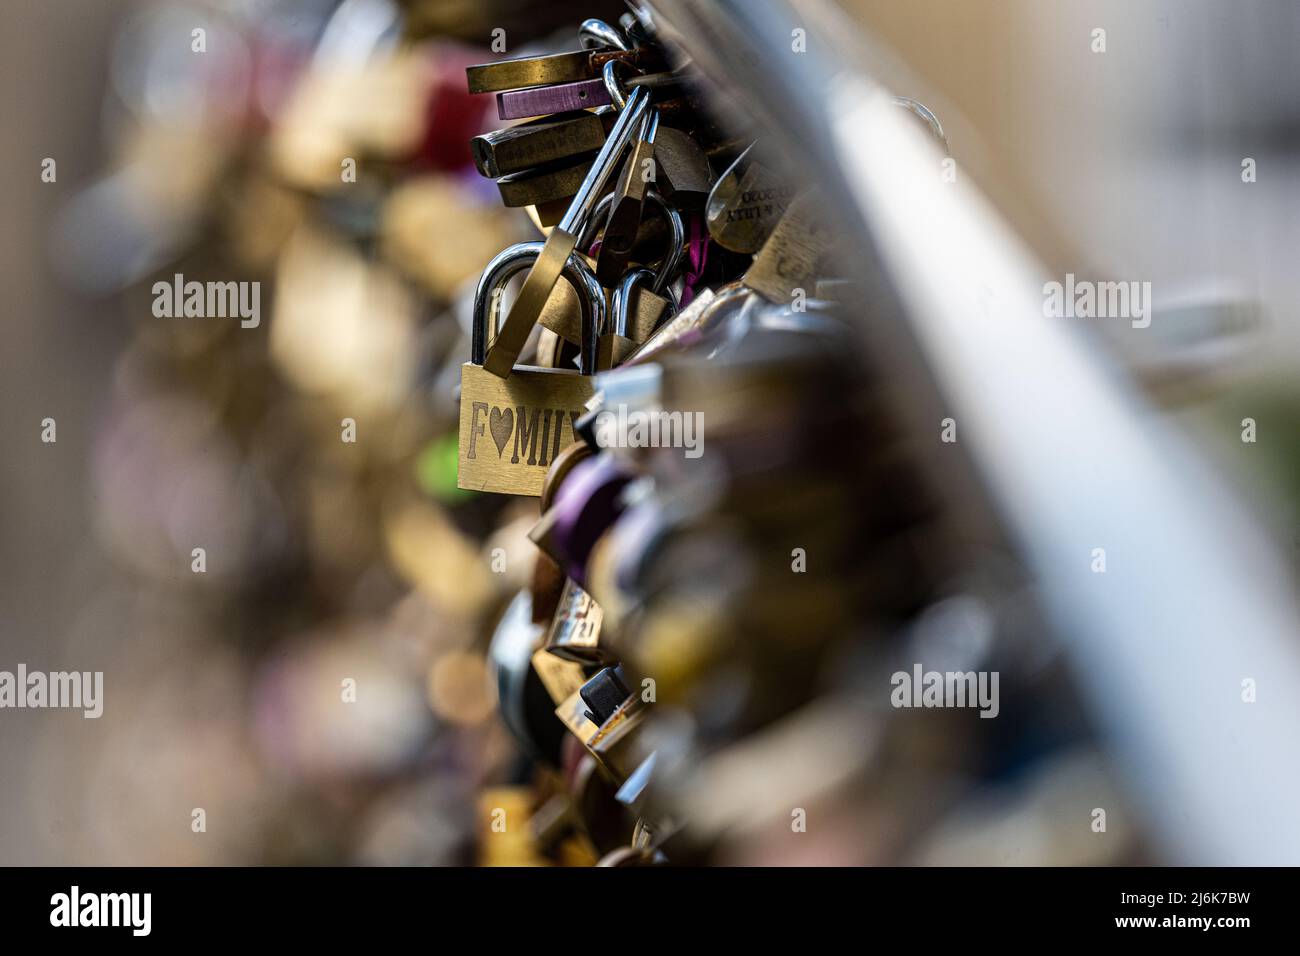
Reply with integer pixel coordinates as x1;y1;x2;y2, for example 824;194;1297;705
597;333;638;370
459;362;595;496
539;252;599;345
545;261;669;350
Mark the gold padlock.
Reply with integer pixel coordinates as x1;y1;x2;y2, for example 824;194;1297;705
541;190;683;349
482;84;652;378
599;266;678;369
458;243;603;497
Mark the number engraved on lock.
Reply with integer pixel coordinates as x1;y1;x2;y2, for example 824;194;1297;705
544;579;607;663
706;150;795;253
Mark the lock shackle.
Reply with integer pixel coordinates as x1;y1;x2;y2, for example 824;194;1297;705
645;190;684;295
577;190;684;297
610;266;679;338
472;241;603;375
602;59;640;111
580;18;631;52
558;84;651;237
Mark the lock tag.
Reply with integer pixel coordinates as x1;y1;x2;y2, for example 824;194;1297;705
458;363;595;496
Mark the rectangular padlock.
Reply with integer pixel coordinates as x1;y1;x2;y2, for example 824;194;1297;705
458;363;594;496
472;110;615;178
743;191;832;304
498;159;595;208
459;242;602;495
465;48;640;95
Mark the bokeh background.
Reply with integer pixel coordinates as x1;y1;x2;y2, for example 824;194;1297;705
2;0;1297;864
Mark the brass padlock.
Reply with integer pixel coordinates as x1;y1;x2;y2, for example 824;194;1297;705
652;126;715;207
541;190;683;349
458;242;603;496
705;144;794;254
481;84;652;378
599;266;678;370
743;191;832;304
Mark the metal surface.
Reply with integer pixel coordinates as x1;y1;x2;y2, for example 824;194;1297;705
647;0;1300;865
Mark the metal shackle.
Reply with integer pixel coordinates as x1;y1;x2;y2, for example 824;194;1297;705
646;190;684;296
602;58;639;111
609;267;664;338
578;190;685;298
580;18;631;52
472;241;603;375
557;84;652;238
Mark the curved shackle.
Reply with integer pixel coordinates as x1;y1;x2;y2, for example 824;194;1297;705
580;18;631;52
610;267;678;338
472;241;604;375
602;58;640;111
578;190;685;298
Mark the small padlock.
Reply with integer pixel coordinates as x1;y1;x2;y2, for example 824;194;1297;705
599;194;683;369
652;126;715;208
458;243;603;497
600;267;675;369
539;189;683;350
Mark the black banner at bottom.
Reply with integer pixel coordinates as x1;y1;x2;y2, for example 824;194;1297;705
0;867;1277;941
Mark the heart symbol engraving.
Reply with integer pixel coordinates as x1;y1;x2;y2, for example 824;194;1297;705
488;406;513;458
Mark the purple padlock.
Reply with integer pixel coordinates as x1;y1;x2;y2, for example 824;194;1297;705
550;455;635;586
497;79;613;120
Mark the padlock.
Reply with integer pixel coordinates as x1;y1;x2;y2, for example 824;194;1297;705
458;242;603;497
652;126;715;208
471;109;616;179
540;189;684;349
465;46;641;94
548;455;636;587
530;441;595;624
486;589;568;766
481;84;653;378
742;190;833;304
497;158;595;208
705;144;795;253
595;94;659;284
599;265;679;369
543;578;610;664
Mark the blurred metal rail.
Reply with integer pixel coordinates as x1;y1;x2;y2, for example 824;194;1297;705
649;0;1300;864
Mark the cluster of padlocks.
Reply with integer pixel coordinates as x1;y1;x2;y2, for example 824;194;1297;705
48;0;1151;866
456;13;999;865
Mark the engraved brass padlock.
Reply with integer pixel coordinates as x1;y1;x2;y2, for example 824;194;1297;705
458;242;603;496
